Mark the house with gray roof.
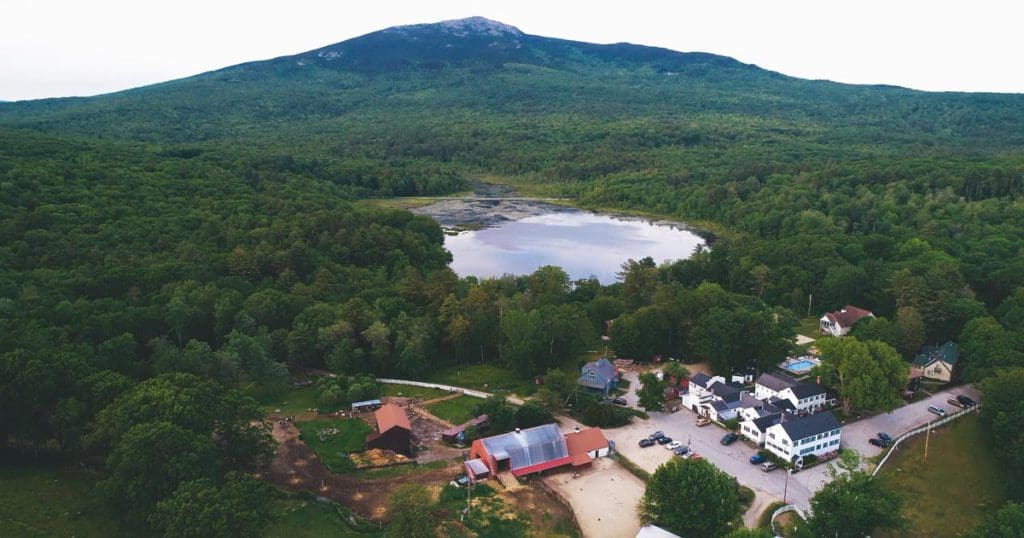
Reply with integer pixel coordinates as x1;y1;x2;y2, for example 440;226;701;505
754;372;828;412
764;411;842;462
577;357;619;395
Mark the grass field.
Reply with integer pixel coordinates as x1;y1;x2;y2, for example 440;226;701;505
0;465;125;538
426;364;537;395
426;396;481;425
258;386;319;415
266;499;382;538
876;414;1005;537
296;419;373;473
795;317;820;339
380;384;449;400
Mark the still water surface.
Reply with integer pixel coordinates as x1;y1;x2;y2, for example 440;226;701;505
446;211;706;283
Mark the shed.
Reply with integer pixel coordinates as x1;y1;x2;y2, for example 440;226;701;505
365;403;412;456
564;427;610;467
351;399;382;412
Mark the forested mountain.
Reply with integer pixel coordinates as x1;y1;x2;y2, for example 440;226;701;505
3;16;1024;534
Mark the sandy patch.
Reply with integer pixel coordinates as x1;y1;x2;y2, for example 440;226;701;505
541;457;644;538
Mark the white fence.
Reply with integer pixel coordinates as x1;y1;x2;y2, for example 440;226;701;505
871;404;980;477
770;503;808;536
376;378;493;399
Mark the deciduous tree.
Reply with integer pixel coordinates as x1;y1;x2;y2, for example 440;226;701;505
640;458;741;538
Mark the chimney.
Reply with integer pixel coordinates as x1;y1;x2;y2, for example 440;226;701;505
515;428;521;434
816;376;821;385
574;426;580;433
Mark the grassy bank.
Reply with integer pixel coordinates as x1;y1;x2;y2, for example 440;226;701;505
426;395;480;424
0;465;125;538
267;498;382;538
875;414;1004;537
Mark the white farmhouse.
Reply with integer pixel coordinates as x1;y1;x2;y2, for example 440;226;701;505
754;372;828;412
764;412;842;462
819;305;874;337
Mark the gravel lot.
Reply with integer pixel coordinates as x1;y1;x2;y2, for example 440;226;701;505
542;457;644;538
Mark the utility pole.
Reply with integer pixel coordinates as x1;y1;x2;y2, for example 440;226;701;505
807;293;813;318
924;419;931;461
783;469;790;504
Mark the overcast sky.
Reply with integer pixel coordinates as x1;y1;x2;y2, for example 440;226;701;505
2;0;1022;101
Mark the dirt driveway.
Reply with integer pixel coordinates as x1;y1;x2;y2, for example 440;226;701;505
541;457;644;538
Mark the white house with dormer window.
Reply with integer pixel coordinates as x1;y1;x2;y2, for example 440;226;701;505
764;412;842;462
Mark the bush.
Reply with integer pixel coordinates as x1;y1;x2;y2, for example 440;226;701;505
575;397;633;428
737;485;756;508
515;401;555;428
724;418;740;431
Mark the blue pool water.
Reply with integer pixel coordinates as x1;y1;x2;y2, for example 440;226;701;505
784;360;816;372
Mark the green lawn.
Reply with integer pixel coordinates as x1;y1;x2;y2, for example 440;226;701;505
875;414;1005;537
266;499;382;538
0;465;126;538
380;383;449;400
296;419;373;473
426;395;481;425
258;386;319;415
426;364;537;395
795;317;820;339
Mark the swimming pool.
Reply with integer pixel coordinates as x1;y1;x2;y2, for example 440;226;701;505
783;360;817;373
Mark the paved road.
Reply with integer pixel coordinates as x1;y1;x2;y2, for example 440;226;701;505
841;384;981;457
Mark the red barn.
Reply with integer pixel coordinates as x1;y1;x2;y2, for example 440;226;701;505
465;423;570;481
365;403;412;456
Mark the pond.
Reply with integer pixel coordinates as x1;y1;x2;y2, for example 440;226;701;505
413;199;707;283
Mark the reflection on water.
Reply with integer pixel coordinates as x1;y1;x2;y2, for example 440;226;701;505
446;212;705;283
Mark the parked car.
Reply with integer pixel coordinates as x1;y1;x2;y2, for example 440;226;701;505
761;462;778;472
869;438;885;448
877;432;893;444
721;433;739;445
696;416;711;427
947;398;964;409
610;397;628;406
673;445;690;456
750;453;767;464
657;436;673;445
689;453;703;461
648;431;664;440
639;438;656;448
957;394;977;407
666;441;683;451
928;405;947;417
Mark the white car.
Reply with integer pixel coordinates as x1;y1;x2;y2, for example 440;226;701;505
666;441;682;451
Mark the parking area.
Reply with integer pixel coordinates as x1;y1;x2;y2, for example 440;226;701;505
607;406;826;511
841;384;981;456
608;372;981;512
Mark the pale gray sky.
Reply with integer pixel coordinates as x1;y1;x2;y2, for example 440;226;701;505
2;0;1022;101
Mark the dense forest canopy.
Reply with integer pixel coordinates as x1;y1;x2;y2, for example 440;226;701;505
2;16;1024;534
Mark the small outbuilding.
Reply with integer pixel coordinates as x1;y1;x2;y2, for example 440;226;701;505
563;427;611;467
351;399;382;413
365;403;412;456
